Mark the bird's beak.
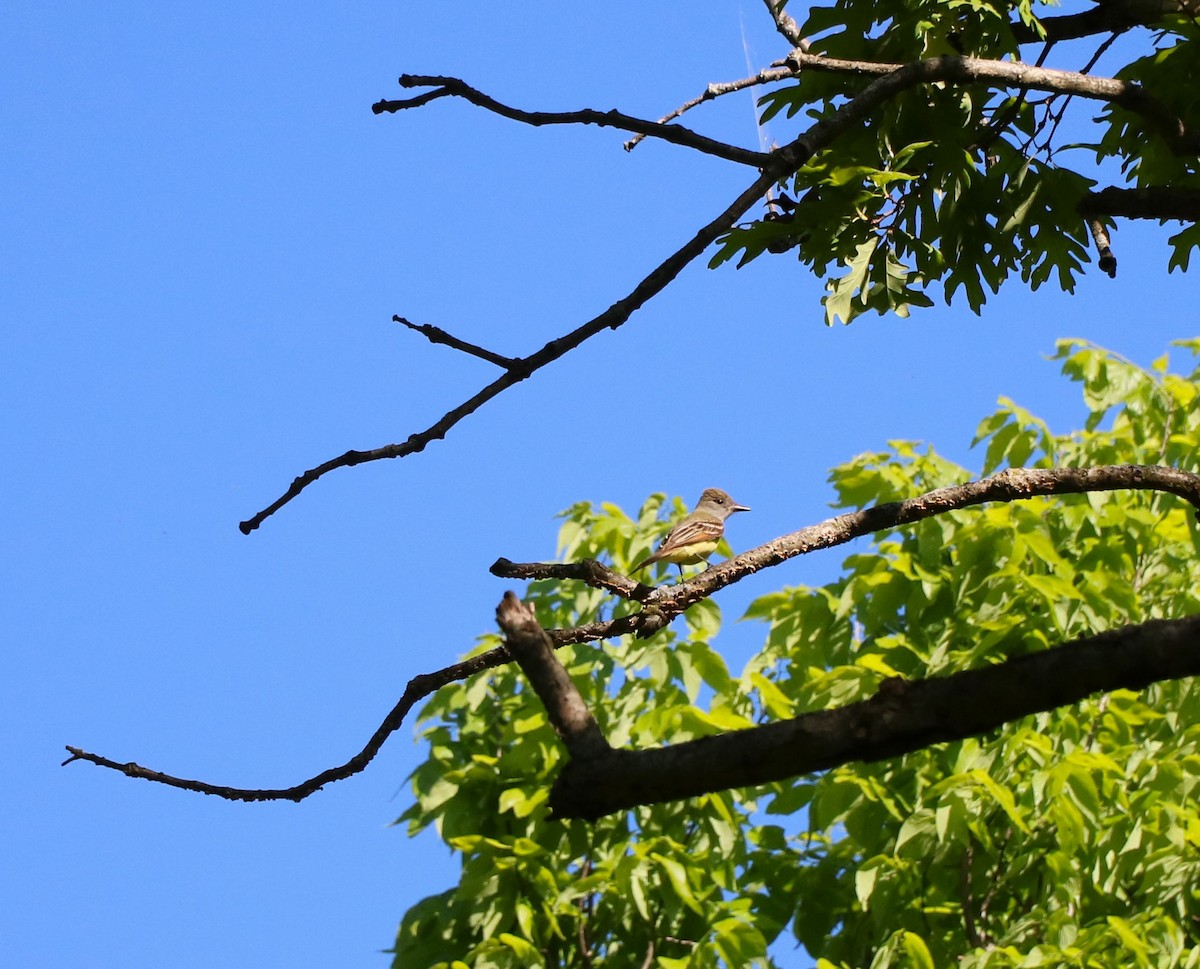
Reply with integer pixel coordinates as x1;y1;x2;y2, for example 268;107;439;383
731;503;750;514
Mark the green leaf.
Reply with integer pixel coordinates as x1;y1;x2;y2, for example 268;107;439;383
395;342;1200;969
651;852;705;916
902;931;936;969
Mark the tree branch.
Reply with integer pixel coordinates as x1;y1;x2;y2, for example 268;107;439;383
502;466;1200;643
61;648;515;801
1080;185;1200;222
783;51;1200;159
624;67;792;152
394;315;518;369
762;0;808;48
74;465;1200;801
550;616;1200;819
372;75;770;168
496;591;611;760
246;45;1197;532
1011;0;1200;44
238;167;778;533
490;556;644;601
1086;217;1119;277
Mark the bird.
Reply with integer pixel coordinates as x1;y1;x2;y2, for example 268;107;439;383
630;488;750;576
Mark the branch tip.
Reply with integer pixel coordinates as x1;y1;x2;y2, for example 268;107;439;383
393;315;517;368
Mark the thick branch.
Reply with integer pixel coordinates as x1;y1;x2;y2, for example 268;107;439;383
783;51;1200;159
1011;0;1200;43
550;615;1200;819
496;592;610;759
372;75;770;168
1080;186;1200;222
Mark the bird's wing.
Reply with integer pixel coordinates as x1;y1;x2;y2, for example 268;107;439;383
657;516;724;555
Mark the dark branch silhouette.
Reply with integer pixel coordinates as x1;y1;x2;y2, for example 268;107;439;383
61;646;522;802
394;315;517;369
1080;186;1200;223
372;75;770;168
1011;0;1200;43
237;169;778;534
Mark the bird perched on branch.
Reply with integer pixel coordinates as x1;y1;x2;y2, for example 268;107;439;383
631;488;750;576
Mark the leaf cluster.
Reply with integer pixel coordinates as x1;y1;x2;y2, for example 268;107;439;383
710;1;1199;322
392;340;1200;967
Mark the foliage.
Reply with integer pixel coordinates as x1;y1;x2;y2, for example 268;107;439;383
391;340;1200;968
709;2;1200;323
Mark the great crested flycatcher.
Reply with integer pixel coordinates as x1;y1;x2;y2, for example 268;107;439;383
631;488;750;575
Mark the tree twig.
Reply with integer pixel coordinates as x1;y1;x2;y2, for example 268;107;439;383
61;649;519;802
394;315;518;368
372;75;770;168
237;167;778;534
1086;218;1118;277
624;68;792;152
490;557;645;600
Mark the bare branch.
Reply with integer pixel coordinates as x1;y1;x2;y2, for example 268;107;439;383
490;556;644;601
238;167;778;533
372;75;770;168
74;465;1200;800
496;592;611;759
394;315;517;368
61;649;517;802
761;0;808;48
544;466;1200;642
624;67;792;152
550;615;1200;819
783;51;1200;159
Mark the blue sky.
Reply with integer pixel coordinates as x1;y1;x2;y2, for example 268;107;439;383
4;3;1194;967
